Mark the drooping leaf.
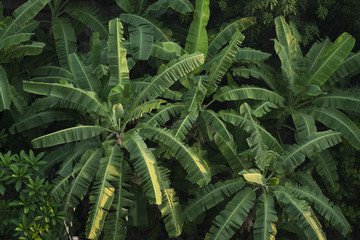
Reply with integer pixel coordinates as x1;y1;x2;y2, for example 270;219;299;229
23;81;110;119
304;33;355;87
183;178;245;222
65;148;102;210
213;85;285;106
126;99;166;121
31;125;107;148
172;111;198;141
158;167;183;237
275;130;342;173
90;32;101;69
275;188;326;240
205;187;255;240
310;150;339;192
284;183;350;236
139;123;211;186
202;110;232;141
292;112;317;141
311;107;360;150
119;14;172;41
144;103;184;126
185;0;210;56
68;53;101;93
104;157;133;240
220;109;283;153
129;24;154;60
235;47;271;63
206;32;244;95
0;65;10;111
253;194;277;240
51;17;76;67
86;143;122;239
133;53;204;106
0;0;49;40
252;101;279;118
0;32;32;51
328;51;360;85
123;131;162;205
115;0;132;13
150;42;184;60
207;17;255;59
313;89;360;113
10;111;76;133
65;4;108;38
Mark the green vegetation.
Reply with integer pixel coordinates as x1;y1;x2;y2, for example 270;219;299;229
1;0;360;239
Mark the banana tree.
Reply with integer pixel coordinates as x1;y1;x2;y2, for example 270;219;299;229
0;0;49;114
15;17;211;239
182;102;350;240
177;16;355;239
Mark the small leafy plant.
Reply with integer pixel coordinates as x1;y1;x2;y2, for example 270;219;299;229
0;150;65;239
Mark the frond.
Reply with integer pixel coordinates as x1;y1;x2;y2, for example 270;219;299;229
0;32;32;52
138;123;211;186
232;64;280;91
185;0;210;56
51;17;76;68
150;42;184;61
214;133;247;173
328;51;360;85
65;4;108;38
144;103;184;126
304;38;331;71
252;101;279;118
31;125;107;148
1;41;45;62
30;65;72;79
107;18;130;102
129;24;153;60
291;112;317;141
309;150;339;192
275;188;326;240
10;111;76;133
313;89;360;113
119;14;172;41
65;148;102;210
90;32;101;69
132;52;204;106
23;81;110;119
126;99;166;121
0;0;48;39
158;167;183;237
123;131;162;205
284;183;350;236
165;0;194;14
207;17;255;59
202;110;232;141
303;33;355;87
0;65;10;111
114;0;132;13
86;143;122;239
183;75;208;112
172;111;198;141
205;187;255;240
213;85;285;106
240;103;271;171
275;130;342;173
253;193;277;240
68;53;101;93
273;16;304;91
103;153;133;240
220;109;283;153
183;178;245;222
235;47;271;64
206;32;244;95
311;107;360;150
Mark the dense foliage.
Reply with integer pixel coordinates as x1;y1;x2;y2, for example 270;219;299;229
1;0;360;239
